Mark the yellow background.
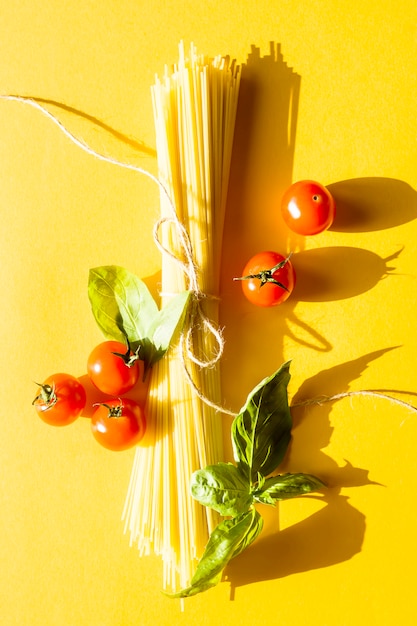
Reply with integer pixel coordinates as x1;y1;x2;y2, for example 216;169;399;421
1;1;417;624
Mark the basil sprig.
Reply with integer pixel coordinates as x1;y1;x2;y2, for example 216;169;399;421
167;361;325;598
88;265;191;377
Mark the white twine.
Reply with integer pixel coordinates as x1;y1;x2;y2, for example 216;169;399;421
0;95;166;188
152;216;199;293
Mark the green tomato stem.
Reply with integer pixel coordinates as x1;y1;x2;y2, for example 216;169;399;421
32;382;57;408
233;253;293;290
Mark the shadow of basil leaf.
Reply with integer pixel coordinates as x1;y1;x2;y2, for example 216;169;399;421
293;246;402;302
225;493;365;591
328;178;417;232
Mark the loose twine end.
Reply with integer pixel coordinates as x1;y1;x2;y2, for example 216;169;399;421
292;390;417;425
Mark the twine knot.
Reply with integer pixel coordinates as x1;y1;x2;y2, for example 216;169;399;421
153;213;226;371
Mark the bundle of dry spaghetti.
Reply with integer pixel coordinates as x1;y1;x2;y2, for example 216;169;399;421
122;43;241;591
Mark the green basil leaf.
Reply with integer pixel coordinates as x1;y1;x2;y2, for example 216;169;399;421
232;361;292;482
230;507;263;559
165;571;223;598
88;265;158;342
253;473;326;506
148;290;191;352
190;463;253;517
165;508;263;598
88;266;191;373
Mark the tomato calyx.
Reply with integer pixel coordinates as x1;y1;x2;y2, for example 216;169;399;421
32;381;57;410
234;253;293;291
111;337;141;369
93;401;124;418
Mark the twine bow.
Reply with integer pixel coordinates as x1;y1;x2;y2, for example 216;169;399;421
152;211;234;414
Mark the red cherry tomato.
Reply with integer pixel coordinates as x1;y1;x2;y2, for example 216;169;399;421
33;373;86;426
91;398;146;451
281;180;336;235
87;341;142;396
237;251;296;307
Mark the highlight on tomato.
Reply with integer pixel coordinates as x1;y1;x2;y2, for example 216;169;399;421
281;180;336;235
234;251;296;307
91;398;146;451
32;373;87;426
87;340;143;396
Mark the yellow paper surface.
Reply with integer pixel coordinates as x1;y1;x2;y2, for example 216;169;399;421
1;2;417;625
